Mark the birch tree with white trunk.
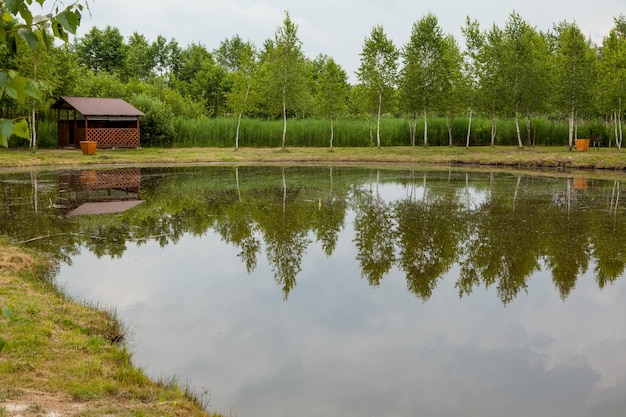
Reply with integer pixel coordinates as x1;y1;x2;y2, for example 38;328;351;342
356;25;398;148
598;17;626;150
552;21;597;151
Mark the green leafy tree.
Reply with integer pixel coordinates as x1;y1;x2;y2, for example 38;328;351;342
151;35;180;77
130;93;175;146
1;0;85;147
173;42;211;83
479;24;508;146
439;36;464;146
215;34;255;73
598;16;626;149
461;16;484;147
261;11;309;150
552;21;598;150
72;69;128;98
313;54;350;149
193;60;228;117
501;12;549;147
219;35;258;149
8;29;63;149
522;30;552;146
356;25;398;148
399;14;459;146
76;25;127;75
124;32;156;82
173;43;227;117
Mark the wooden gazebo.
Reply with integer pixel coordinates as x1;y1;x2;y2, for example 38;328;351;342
53;96;144;148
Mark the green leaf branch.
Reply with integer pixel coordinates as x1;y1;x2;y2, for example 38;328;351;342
0;0;88;146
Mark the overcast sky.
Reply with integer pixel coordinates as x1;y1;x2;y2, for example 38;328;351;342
43;0;621;81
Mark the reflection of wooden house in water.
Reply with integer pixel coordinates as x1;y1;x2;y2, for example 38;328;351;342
58;168;144;216
53;96;144;148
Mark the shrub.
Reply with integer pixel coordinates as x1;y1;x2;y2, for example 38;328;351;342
130;94;176;147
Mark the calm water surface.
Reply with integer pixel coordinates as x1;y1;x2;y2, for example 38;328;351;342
2;166;626;417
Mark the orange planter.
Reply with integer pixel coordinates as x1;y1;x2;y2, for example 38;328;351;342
574;138;590;151
80;140;97;155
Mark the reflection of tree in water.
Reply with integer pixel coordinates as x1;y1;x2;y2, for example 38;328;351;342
215;202;261;274
590;180;626;289
353;182;395;286
458;176;545;304
3;167;626;304
543;181;590;300
209;167;347;299
311;168;347;257
394;176;465;301
255;169;311;299
312;197;346;257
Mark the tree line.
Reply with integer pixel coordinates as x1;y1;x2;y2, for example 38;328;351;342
1;3;625;149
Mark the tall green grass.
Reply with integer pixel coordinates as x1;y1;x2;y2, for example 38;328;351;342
171;116;595;148
31;115;618;149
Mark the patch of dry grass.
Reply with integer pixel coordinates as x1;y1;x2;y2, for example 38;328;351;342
2;145;626;171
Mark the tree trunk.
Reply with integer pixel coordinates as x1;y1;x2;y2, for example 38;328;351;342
281;77;287;150
618;99;623;151
490;116;497;147
446;116;453;147
568;108;575;151
30;57;37;150
235;82;251;150
423;108;428;146
376;91;382;148
30;106;37;150
329;114;334;150
410;112;417;146
466;108;472;148
282;99;287;150
235;111;243;150
515;110;522;148
526;111;532;147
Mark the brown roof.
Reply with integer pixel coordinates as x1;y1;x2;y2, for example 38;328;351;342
54;96;144;117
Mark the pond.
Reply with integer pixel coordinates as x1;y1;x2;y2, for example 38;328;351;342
2;165;626;417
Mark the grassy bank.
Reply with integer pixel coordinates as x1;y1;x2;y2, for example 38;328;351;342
0;238;219;417
1;145;626;170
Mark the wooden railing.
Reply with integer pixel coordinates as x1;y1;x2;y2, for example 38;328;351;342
85;128;140;148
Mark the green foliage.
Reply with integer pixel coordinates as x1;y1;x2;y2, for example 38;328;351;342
130;93;175;146
76;26;127;74
0;0;85;147
260;11;310;149
400;13;463;145
356;25;399;147
1;6;624;151
552;21;598;148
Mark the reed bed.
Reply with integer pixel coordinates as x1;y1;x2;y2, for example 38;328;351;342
169;116;600;148
31;115;616;150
